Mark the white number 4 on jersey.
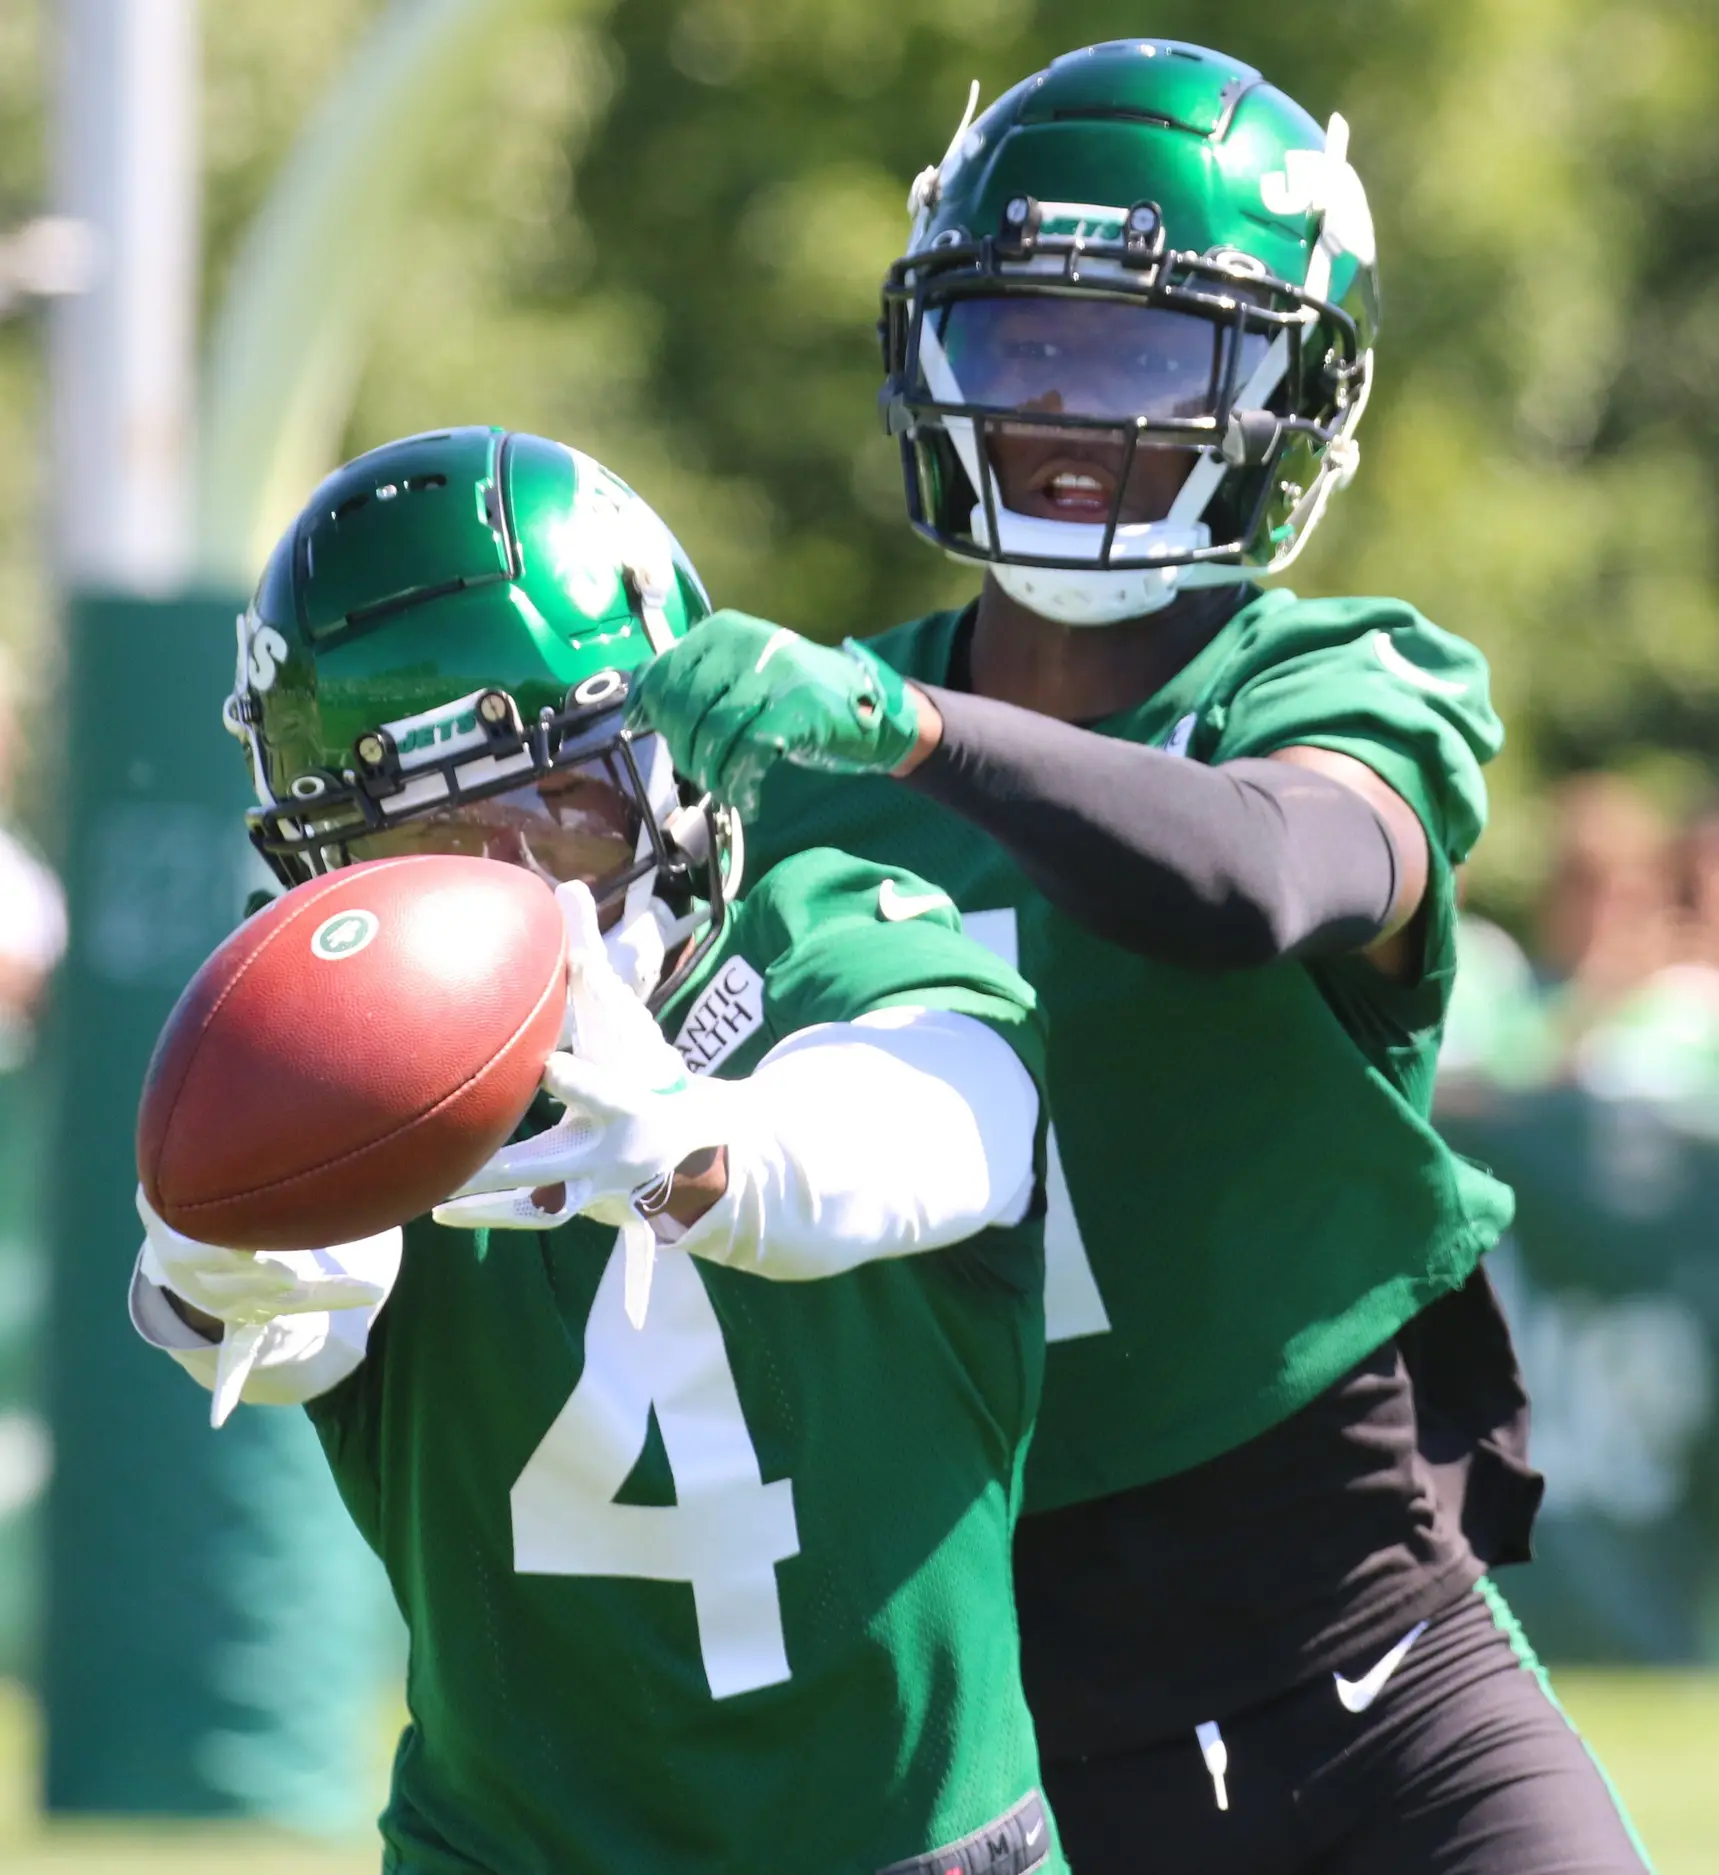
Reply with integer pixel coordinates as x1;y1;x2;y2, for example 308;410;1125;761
511;1243;801;1699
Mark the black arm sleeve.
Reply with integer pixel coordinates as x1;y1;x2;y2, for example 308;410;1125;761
902;684;1401;970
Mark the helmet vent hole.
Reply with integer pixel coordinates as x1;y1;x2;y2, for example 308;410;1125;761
334;493;368;521
1050;106;1176;130
404;474;447;493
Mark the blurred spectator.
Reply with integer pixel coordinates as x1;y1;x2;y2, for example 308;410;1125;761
1536;774;1680;1025
0;650;65;1071
1441;898;1557;1097
1440;775;1684;1105
1571;801;1719;1125
1676;806;1719;969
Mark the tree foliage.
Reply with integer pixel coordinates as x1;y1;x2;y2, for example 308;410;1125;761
339;0;1719;916
4;0;1718;918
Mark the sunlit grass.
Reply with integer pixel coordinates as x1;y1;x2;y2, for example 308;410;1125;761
1554;1670;1719;1874
1;1671;1715;1872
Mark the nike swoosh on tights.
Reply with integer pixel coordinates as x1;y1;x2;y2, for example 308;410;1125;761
1333;1618;1429;1714
877;879;954;922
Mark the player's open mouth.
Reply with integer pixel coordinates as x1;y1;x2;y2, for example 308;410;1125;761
1027;458;1117;517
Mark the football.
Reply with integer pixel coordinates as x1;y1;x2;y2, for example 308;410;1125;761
137;855;567;1250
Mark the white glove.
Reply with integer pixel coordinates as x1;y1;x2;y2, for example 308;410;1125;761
433;1049;740;1221
436;885;743;1326
137;1188;401;1427
433;1050;742;1328
556;878;671;1062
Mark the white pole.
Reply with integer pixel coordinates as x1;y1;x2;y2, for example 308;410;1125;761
50;0;197;595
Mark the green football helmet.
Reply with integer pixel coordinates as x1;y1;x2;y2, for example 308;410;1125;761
879;39;1381;624
223;426;733;1007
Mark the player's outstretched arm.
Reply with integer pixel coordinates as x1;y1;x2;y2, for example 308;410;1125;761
627;613;1422;973
668;1005;1040;1280
435;869;1040;1277
902;688;1426;972
129;1190;401;1427
436;1005;1040;1282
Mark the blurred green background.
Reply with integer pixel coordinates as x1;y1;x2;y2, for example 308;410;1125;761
4;0;1718;913
2;0;1719;1866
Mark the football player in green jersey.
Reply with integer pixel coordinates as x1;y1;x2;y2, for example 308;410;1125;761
127;428;1066;1875
627;41;1653;1875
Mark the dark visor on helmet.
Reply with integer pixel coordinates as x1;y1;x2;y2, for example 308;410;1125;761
247;681;732;1010
346;754;646;898
927;294;1272;425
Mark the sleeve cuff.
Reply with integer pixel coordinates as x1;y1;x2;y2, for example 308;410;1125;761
129;1250;219;1351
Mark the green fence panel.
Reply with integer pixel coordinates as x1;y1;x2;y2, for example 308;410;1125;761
1443;1089;1719;1663
41;593;395;1826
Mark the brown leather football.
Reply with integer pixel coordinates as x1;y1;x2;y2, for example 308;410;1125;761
137;855;567;1250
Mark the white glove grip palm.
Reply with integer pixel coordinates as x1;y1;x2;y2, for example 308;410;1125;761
433;1050;745;1229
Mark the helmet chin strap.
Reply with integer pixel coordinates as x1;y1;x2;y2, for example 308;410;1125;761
988;561;1180;625
602;727;737;1003
971;509;1211;625
602;728;682;1001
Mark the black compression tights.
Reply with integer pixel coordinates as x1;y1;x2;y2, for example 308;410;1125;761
1041;1582;1651;1875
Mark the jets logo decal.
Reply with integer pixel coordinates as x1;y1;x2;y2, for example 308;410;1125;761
1260;139;1375;266
310;909;379;961
1260;112;1375;305
246;623;288;693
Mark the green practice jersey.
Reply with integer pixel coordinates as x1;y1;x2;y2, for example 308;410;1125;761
304;849;1058;1875
746;591;1516;1511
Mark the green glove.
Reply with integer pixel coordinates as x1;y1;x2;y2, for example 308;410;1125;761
625;611;920;816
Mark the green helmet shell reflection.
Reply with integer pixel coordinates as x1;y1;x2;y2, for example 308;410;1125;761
880;40;1381;624
224;427;730;1006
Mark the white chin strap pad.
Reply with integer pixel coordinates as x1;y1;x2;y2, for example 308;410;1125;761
987;556;1182;625
969;504;1218;626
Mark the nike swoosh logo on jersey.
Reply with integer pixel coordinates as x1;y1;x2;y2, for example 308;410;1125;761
1024;1818;1044;1846
753;626;798;674
1370;629;1468;697
877;879;954;922
1162;710;1198;759
1333;1617;1429;1713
